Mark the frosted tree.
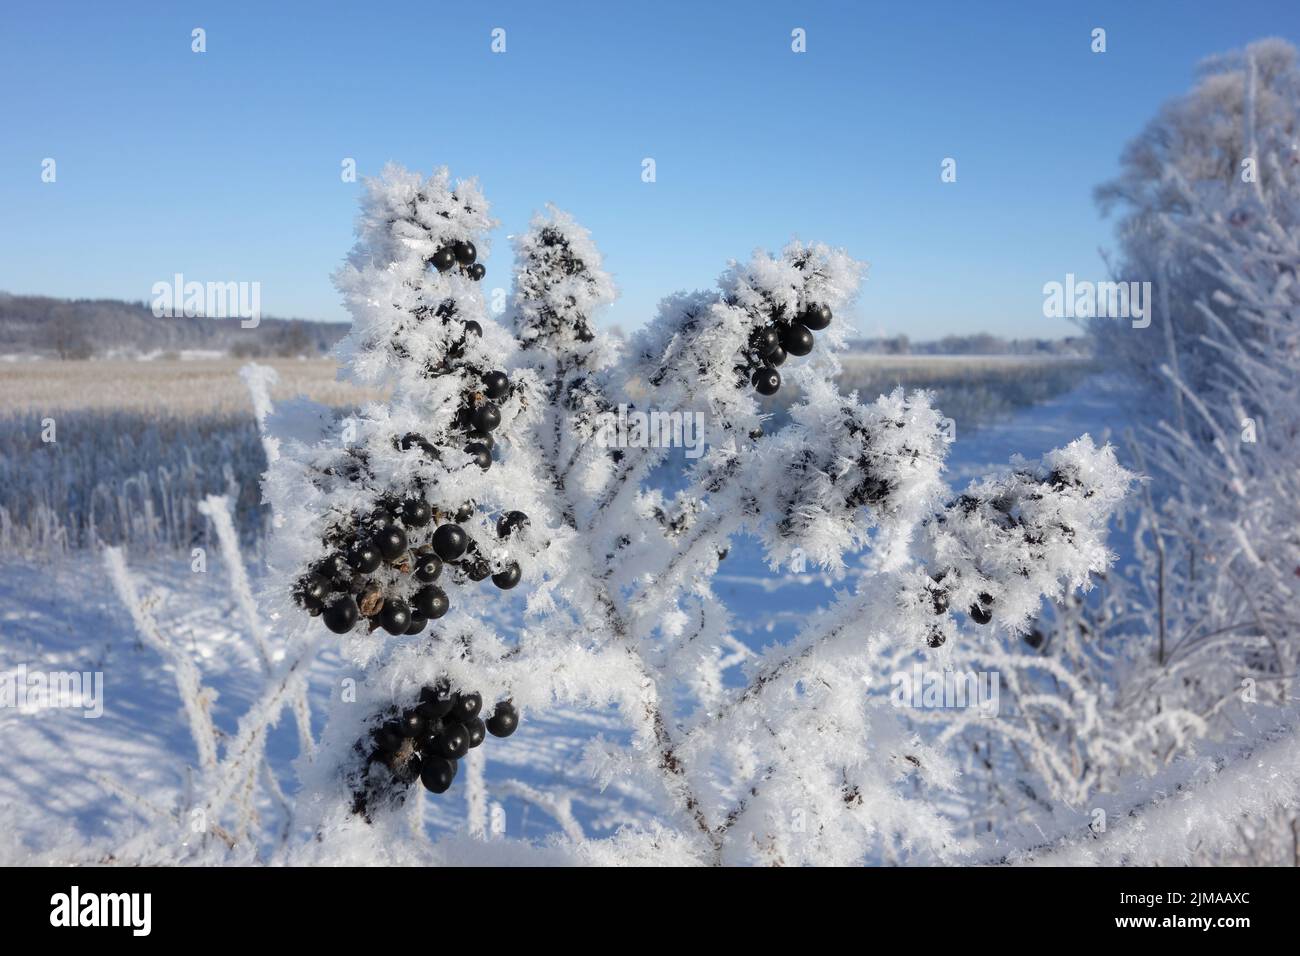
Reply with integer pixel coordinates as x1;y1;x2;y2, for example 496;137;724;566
244;164;1132;865
1092;37;1300;397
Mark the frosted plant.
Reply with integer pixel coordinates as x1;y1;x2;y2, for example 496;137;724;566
240;164;1133;865
102;527;299;860
927;45;1300;861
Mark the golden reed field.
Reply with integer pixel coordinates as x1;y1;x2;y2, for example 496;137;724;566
0;358;385;416
0;354;1092;417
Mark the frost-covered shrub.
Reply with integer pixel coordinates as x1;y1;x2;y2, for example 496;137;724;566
221;165;1131;864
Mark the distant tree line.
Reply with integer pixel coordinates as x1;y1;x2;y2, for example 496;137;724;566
0;293;349;359
845;333;1092;356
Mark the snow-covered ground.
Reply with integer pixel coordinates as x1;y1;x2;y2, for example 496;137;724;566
0;374;1136;862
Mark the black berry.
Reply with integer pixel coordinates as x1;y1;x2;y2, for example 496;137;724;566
465;442;492;470
405;609;428;635
486;702;519;738
374;524;408;561
316;553;351;583
323;596;360;634
467;263;486;281
432;524;468;561
433;723;471;760
347;540;382;574
295;573;331;612
413;551;443;582
430;248;456;273
420;756;458;794
799;303;832;331
451;692;482;722
470;402;501;433
465;717;487;749
412;585;449;620
379;599;411;635
418;684;456;719
463;320;483;337
492;563;521;590
400;432;438;458
754;327;781;357
376;749;420;786
497;511;529;538
482;370;510;401
401;499;432;528
400;708;427;738
453;241;477;266
781;323;815;357
373;720;405;753
768;345;787;367
752;367;781;396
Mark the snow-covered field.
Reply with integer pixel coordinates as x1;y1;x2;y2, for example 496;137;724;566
0;370;1133;862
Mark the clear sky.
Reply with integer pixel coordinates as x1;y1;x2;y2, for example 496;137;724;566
2;1;1298;339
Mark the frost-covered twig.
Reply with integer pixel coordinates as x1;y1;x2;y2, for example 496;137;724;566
240;362;281;467
1013;711;1300;866
464;747;487;838
199;494;275;671
492;779;586;843
103;546;220;771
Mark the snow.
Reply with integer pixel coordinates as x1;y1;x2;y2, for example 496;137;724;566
4;365;1291;865
0;372;1138;863
0;551;662;861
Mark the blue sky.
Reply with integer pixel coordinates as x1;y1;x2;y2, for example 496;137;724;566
2;1;1297;339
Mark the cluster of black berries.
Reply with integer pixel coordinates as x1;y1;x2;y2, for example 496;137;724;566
294;500;529;636
744;302;833;397
405;318;511;468
353;684;520;815
429;239;487;282
924;572;995;647
294;336;528;632
452;368;512;471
